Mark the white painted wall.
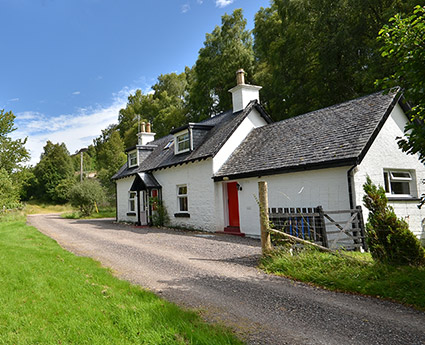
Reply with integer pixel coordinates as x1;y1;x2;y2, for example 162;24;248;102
213;108;268;174
354;103;425;239
227;167;351;237
229;84;262;113
153;159;222;232
116;176;138;223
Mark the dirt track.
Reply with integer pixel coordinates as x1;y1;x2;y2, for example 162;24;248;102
28;214;425;345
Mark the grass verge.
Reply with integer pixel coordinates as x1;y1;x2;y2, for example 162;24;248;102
62;207;116;219
260;247;425;310
24;201;76;215
0;213;242;344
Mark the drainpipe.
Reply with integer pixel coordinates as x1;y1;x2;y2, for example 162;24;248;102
347;165;357;210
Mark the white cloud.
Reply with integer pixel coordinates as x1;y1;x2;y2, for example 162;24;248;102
72;91;81;95
13;86;135;166
197;0;203;4
8;98;20;102
215;0;233;7
181;3;190;13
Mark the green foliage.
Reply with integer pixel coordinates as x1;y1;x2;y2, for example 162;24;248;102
93;127;126;197
363;177;425;266
149;197;169;227
0;168;21;210
117;72;189;147
0;218;242;344
253;0;420;121
377;5;425;163
0;109;29;174
261;247;425;309
68;179;106;216
187;9;255;121
33;141;75;203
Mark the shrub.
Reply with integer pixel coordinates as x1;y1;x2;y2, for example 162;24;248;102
68;179;105;216
363;177;425;266
150;197;169;227
0;168;21;210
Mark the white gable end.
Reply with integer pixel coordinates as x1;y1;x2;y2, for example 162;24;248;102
353;103;425;238
213;108;268;174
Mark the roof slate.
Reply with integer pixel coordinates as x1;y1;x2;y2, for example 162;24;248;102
112;100;268;180
215;90;401;179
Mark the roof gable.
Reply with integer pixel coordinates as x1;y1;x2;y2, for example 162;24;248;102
112;101;271;180
214;89;401;180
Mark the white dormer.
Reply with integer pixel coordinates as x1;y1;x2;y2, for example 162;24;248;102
228;69;262;113
174;129;191;155
128;149;138;168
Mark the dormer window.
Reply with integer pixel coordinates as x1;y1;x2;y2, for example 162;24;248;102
128;151;138;168
175;131;190;154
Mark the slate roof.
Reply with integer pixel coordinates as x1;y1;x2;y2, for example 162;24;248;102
112;100;272;180
214;89;402;180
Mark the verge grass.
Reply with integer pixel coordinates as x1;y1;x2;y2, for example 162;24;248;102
62;207;116;219
0;213;242;344
260;247;425;310
24;201;76;215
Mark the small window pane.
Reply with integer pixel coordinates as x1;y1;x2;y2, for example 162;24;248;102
391;172;411;179
383;172;389;193
178;186;187;195
179;197;188;212
390;181;410;195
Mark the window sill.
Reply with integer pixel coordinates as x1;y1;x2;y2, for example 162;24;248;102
127;212;136;216
387;197;421;202
174;213;190;218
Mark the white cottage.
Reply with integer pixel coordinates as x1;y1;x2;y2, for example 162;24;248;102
112;70;425;245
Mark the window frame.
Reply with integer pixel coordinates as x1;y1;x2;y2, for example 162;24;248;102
128;191;137;213
175;131;190;154
128;151;138;168
383;169;415;198
177;184;188;213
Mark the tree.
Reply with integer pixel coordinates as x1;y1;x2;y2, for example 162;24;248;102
33;141;75;203
363;177;425;266
187;9;255;121
117;72;189;148
68;179;105;216
377;5;425;163
253;0;420;121
0;109;29;174
0;168;20;209
93;127;126;196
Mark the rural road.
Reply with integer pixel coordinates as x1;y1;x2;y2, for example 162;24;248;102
28;214;425;345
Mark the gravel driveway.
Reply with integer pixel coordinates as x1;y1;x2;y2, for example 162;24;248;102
28;214;425;345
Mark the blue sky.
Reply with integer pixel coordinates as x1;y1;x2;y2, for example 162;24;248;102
0;0;269;165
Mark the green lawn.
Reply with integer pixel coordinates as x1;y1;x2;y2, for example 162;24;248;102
261;247;425;310
0;212;242;344
24;201;76;215
62;207;116;219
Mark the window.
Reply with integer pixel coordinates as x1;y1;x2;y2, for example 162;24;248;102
383;170;415;197
128;192;137;212
176;132;190;154
128;151;138;167
177;185;188;212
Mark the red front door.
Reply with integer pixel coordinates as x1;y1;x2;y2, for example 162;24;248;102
227;182;240;227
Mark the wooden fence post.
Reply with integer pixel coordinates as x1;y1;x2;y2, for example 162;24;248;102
356;205;368;251
258;181;272;254
316;206;328;248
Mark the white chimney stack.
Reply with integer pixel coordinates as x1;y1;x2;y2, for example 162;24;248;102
228;69;262;113
137;122;155;145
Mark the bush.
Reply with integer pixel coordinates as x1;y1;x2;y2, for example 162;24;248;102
363;177;425;266
150;197;169;227
68;179;105;216
0;168;21;210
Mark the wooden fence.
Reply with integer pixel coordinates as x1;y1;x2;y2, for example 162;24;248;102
268;206;367;251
